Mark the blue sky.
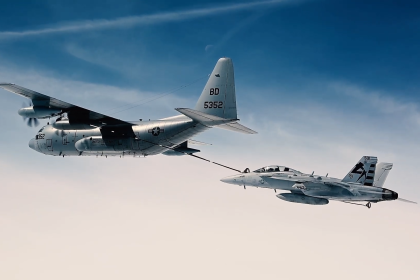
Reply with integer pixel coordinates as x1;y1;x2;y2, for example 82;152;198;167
1;0;419;96
0;1;419;279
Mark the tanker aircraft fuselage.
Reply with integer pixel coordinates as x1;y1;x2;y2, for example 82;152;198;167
1;58;256;158
31;115;207;157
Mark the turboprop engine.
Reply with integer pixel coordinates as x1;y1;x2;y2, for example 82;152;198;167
18;106;61;119
75;136;133;152
276;193;329;205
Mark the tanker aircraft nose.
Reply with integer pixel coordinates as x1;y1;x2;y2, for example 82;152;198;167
28;138;38;152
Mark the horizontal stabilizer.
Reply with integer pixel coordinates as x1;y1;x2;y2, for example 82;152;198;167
188;139;212;146
176;108;256;134
176;108;238;126
216;122;257;134
398;198;417;204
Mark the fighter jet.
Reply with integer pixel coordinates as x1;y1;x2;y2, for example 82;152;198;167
221;156;416;208
0;58;256;157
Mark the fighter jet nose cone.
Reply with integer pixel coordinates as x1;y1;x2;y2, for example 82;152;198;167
29;138;38;151
220;177;230;183
220;175;241;185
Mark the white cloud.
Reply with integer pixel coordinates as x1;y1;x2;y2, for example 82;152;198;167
0;0;289;39
205;44;213;52
330;82;420;126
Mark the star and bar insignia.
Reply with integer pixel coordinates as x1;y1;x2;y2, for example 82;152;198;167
148;126;164;136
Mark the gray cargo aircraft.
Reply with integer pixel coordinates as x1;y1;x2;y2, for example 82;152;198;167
0;58;256;157
221;156;416;208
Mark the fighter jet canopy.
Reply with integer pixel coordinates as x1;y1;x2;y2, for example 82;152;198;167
253;165;300;173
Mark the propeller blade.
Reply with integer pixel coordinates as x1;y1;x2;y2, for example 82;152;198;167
398;198;417;204
25;118;40;127
20;101;41;128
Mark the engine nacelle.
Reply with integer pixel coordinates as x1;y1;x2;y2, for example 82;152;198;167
18;106;61;119
75;136;133;152
276;193;329;205
53;120;96;130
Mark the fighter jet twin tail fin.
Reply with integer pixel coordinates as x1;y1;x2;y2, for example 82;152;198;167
342;156;378;186
176;57;257;134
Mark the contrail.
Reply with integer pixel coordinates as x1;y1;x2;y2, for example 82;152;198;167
0;0;289;39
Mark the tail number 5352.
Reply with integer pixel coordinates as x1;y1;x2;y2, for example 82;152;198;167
204;101;223;109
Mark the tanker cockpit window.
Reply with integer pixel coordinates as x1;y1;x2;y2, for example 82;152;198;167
38;127;45;133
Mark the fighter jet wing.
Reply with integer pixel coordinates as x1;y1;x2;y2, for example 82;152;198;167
0;83;131;126
264;175;353;194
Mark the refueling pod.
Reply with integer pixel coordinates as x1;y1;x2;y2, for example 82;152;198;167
162;141;200;156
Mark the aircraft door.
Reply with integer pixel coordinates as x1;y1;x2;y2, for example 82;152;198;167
46;139;53;151
62;135;68;145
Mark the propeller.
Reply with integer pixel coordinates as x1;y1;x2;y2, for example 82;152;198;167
21;101;39;127
397;198;417;204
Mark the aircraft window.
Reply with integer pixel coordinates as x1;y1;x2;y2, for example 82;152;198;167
254;167;266;173
38;127;45;133
284;167;290;172
254;166;280;173
266;166;280;172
